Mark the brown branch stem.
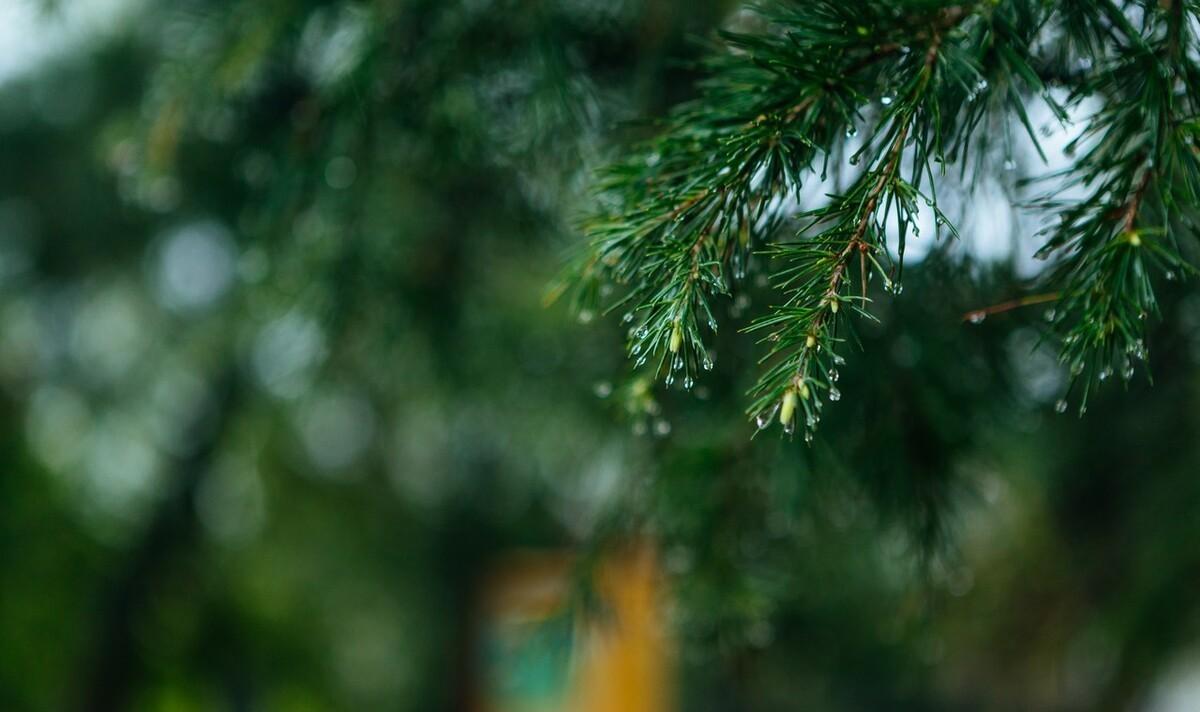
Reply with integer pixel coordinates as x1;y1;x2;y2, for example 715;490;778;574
962;292;1060;323
1122;167;1153;234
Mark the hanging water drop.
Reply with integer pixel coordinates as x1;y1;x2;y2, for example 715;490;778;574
622;312;635;324
683;376;694;390
846;126;858;138
829;369;839;383
968;311;987;324
653;419;672;437
578;309;594;324
702;354;714;371
880;95;894;106
1044;308;1056;322
1003;159;1016;171
673;354;684;371
832;353;846;366
635;326;649;339
593;381;613;398
1099;366;1112;381
828;386;842;402
756;403;780;430
804;431;814;443
1055;399;1068;414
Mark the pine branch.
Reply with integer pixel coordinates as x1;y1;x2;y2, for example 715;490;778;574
1036;1;1200;412
558;3;988;399
748;25;950;440
562;0;1200;439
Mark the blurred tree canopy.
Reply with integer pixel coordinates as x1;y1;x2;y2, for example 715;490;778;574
1;1;1200;711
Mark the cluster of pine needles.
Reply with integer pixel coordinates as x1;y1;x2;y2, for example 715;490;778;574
559;0;1200;440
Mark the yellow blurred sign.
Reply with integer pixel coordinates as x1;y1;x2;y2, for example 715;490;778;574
474;545;670;712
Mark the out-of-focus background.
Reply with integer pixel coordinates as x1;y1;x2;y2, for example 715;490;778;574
3;1;1200;710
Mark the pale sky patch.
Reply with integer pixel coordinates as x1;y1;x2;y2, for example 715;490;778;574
0;0;139;86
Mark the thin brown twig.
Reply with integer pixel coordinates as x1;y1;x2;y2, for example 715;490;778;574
962;292;1060;323
1122;167;1153;234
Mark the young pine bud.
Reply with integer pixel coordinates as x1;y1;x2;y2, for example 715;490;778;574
805;334;817;349
669;321;683;353
780;388;798;427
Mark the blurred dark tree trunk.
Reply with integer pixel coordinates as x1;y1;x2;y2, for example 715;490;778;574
74;370;240;712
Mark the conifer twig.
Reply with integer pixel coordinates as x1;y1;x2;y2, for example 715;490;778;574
563;0;1200;437
750;22;953;439
962;292;1059;323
